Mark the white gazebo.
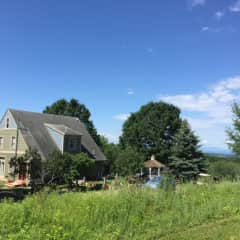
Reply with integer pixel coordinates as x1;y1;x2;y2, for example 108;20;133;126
144;155;166;179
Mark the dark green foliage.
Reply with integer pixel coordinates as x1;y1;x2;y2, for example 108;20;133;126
209;160;240;180
120;102;181;162
207;155;240;180
115;147;144;176
99;136;120;175
227;102;240;156
26;149;42;181
169;120;207;180
9;149;42;182
9;155;27;179
44;151;94;186
43;98;101;147
72;153;95;179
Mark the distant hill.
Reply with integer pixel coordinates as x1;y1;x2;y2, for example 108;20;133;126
202;146;235;158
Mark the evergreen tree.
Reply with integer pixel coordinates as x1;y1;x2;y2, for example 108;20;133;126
227;102;240;155
169;120;207;180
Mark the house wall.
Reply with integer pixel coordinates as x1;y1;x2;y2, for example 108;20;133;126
0;129;28;177
0;110;17;129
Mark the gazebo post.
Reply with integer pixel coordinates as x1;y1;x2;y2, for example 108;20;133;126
158;167;160;176
149;167;152;179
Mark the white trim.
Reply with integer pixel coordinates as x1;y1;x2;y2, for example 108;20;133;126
0;150;25;154
44;124;65;136
0;128;17;130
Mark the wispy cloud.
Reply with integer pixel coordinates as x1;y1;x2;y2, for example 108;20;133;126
201;26;209;32
113;113;130;121
201;26;226;33
127;88;135;95
147;48;154;54
158;76;240;149
229;0;240;12
215;11;225;20
189;0;206;8
100;132;119;143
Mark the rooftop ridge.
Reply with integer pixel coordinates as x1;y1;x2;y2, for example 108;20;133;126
9;108;80;121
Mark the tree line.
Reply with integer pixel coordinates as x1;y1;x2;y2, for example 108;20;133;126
10;98;240;184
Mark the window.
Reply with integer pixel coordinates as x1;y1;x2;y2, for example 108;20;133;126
6;118;9;128
0;137;3;149
0;158;5;176
11;136;16;150
69;138;75;150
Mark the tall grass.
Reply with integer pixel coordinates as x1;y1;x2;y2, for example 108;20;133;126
0;182;240;240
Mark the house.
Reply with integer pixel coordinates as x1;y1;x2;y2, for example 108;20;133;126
0;109;106;179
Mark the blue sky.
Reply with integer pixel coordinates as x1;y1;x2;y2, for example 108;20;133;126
1;0;240;152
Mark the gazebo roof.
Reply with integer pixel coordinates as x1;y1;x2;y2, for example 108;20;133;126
144;155;166;168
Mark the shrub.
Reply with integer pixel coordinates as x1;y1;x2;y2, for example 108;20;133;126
209;160;240;180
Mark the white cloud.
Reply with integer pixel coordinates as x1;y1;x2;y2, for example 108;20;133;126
147;48;154;54
127;88;135;95
215;11;225;19
100;132;119;144
201;26;226;33
190;0;206;7
201;26;236;33
201;26;209;32
113;113;130;121
229;0;240;12
158;76;240;150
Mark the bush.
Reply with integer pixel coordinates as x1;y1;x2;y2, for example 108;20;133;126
209;160;240;180
115;147;144;176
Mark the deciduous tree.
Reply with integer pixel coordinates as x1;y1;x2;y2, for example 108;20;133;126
115;147;144;176
120;102;182;162
43;98;101;146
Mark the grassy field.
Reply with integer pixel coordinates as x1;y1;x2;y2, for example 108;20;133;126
0;182;240;240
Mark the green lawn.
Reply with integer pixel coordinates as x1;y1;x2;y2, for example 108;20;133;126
0;182;240;240
161;215;240;240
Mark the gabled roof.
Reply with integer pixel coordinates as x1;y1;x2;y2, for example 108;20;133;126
9;109;106;161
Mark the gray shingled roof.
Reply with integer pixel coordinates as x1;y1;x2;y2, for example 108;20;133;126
44;123;82;136
9;109;106;161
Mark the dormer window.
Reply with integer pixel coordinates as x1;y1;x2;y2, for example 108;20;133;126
69;138;76;150
6;118;9;128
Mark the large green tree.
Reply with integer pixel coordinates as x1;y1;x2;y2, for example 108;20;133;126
43;98;101;146
227;102;240;155
120;102;182;162
100;136;120;175
169;120;207;180
115;147;144;176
